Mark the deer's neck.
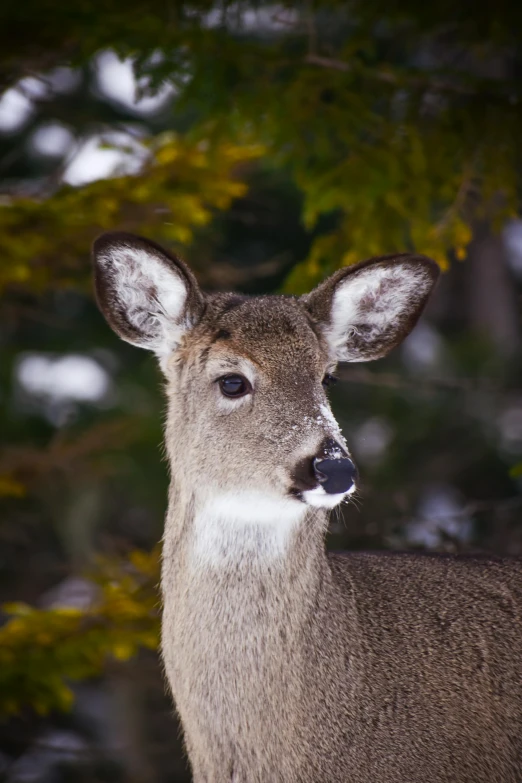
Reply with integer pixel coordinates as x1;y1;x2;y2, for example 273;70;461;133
161;483;334;720
161;485;340;772
162;484;329;614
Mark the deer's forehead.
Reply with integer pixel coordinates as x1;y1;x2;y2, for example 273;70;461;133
198;295;326;370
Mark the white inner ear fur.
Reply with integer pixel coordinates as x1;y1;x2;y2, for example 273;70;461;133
327;263;430;361
100;244;190;362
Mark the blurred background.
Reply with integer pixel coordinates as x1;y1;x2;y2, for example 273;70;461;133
1;1;522;780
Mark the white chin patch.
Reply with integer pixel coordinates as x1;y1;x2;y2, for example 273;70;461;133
302;485;355;509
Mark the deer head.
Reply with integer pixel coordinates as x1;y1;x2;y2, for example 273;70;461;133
92;233;438;525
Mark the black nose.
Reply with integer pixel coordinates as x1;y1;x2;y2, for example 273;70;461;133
313;455;357;495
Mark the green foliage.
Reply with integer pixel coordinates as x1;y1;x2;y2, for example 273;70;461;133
0;134;264;291
0;549;160;716
2;2;522;293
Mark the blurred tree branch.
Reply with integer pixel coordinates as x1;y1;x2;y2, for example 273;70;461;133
0;548;161;716
0;419;141;498
1;1;522;292
0;134;264;292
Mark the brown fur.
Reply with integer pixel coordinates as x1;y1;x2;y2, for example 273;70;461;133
92;233;522;783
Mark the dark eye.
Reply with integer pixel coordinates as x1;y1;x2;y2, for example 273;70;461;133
218;374;251;398
322;373;338;388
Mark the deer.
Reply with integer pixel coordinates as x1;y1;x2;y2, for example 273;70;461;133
92;231;522;783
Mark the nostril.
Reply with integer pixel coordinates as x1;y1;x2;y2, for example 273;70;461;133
313;456;357;495
313;463;328;483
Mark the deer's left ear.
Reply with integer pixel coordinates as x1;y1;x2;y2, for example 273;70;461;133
301;254;439;362
92;232;205;367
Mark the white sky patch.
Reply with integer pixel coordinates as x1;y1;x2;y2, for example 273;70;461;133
16;353;111;403
503;220;522;278
498;403;522;456
0;71;79;134
30;123;75;157
42;577;98;611
407;485;473;548
0;87;34;133
46;66;81;94
8;729;89;780
402;322;444;371
95;50;176;115
202;3;298;30
63;131;148;186
17;77;49;100
353;416;394;464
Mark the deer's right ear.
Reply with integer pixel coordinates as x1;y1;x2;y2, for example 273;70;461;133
92;232;205;362
301;253;439;362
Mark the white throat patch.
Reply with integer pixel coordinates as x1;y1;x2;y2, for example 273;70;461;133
190;491;307;566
